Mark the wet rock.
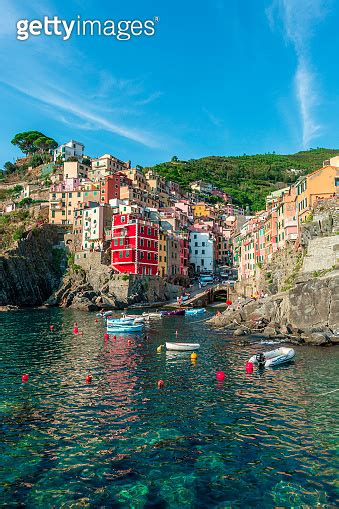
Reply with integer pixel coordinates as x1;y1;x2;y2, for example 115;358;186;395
263;326;277;337
233;328;247;337
302;332;331;346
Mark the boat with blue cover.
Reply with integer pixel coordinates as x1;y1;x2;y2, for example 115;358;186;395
185;308;206;316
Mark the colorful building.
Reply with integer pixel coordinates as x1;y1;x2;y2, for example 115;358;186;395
111;214;159;275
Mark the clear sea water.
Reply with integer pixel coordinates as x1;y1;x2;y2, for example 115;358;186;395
0;308;338;508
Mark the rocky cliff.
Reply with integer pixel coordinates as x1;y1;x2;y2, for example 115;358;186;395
46;251;182;311
0;225;66;307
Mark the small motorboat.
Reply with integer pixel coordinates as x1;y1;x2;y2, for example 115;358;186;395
248;347;295;368
142;312;162;320
107;323;144;333
122;314;145;324
185;308;206;316
107;317;134;325
161;309;185;317
97;310;114;318
166;342;200;351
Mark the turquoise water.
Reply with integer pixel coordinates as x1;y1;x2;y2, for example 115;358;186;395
0;308;338;508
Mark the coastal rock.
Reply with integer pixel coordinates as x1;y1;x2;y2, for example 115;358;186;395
70;295;98;312
302;332;331;346
233;328;247;336
263;326;277;337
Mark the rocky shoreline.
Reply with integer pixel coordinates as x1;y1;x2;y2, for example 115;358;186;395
208;273;339;346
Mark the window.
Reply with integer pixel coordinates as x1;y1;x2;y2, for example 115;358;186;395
119;251;123;258
141;226;144;233
140;239;144;246
140;251;144;259
201;259;204;266
148;227;151;235
147;252;151;260
195;250;198;255
335;177;339;187
202;250;205;254
120;238;123;246
68;192;72;198
126;250;130;257
147;240;151;247
114;239;118;246
121;215;125;222
202;242;205;246
195;242;198;247
194;234;197;239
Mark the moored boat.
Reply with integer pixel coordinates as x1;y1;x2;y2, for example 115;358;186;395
122;314;145;324
248;347;295;368
185;308;206;315
161;309;185;317
107;323;144;333
142;312;162;320
107;317;134;326
166;342;200;351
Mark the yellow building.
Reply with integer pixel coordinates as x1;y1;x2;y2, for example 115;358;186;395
158;232;167;277
295;165;338;222
192;202;212;218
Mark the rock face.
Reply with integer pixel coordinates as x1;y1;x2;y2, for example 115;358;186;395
47;264;182;311
208;272;339;345
0;225;65;307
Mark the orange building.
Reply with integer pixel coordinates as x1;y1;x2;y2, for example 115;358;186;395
295;165;338;222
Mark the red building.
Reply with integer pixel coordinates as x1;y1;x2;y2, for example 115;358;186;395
100;172;132;204
179;234;189;276
111;214;159;275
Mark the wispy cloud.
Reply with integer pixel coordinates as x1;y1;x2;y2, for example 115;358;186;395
267;0;329;148
1;79;161;148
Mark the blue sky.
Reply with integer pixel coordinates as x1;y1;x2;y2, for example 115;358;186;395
0;0;338;167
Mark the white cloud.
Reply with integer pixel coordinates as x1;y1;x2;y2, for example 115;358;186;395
1;79;161;148
267;0;329;147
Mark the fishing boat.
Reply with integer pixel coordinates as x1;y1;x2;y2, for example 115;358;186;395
185;308;206;316
166;342;200;351
248;347;295;368
107;323;144;333
161;309;185;317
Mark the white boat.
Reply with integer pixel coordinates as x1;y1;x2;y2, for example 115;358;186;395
107;317;134;326
122;314;145;324
142;312;162;320
97;310;114;318
166;342;200;351
248;347;295;367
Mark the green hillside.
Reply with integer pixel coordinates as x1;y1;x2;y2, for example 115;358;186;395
151;148;339;211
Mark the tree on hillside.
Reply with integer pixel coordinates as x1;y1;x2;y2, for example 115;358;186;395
33;136;58;153
3;161;16;174
11;131;58;156
171;156;179;162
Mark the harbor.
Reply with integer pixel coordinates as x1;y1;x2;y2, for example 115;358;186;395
0;307;338;507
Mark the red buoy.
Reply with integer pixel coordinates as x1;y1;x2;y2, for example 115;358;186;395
226;300;232;306
157;380;164;389
113;335;117;341
80;331;84;336
104;333;109;340
86;374;92;383
22;373;29;382
49;325;54;331
95;318;98;323
216;371;225;381
246;361;254;373
73;327;79;335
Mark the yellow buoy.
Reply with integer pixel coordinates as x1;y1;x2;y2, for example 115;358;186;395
191;352;198;360
157;345;162;353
